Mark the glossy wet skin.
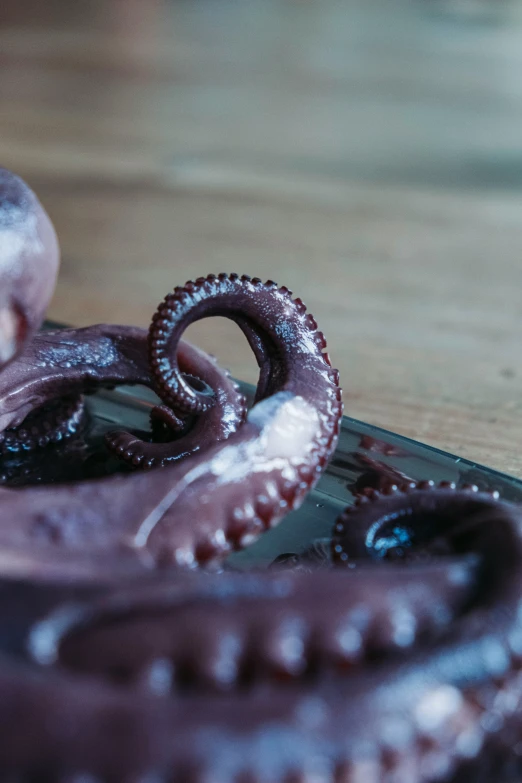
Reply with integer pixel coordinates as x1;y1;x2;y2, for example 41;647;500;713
0;167;520;782
0;274;341;575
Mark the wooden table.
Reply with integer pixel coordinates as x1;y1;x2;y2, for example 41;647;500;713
2;0;522;476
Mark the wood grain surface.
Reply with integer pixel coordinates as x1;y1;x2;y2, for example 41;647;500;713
1;0;522;476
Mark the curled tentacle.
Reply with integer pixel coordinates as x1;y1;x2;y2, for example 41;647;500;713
148;274;335;413
0;168;60;369
105;343;247;469
0;325;245;472
0;274;341;573
331;480;503;567
150;403;187;434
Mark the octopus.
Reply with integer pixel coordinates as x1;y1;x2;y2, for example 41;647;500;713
0;167;520;783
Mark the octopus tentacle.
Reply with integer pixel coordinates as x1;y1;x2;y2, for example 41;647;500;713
106;271;330;467
332;480;502;564
0;275;341;572
0;168;60;369
105;346;247;469
148;273;333;414
0;325;150;434
32;563;475;691
0;488;519;781
0;326;245;472
150;403;187;434
0;394;85;455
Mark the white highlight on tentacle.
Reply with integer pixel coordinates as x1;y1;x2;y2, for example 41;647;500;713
132;460;211;549
414;685;464;732
249;393;315;454
133;393;320;550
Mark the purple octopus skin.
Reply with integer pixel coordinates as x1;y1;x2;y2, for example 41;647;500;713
0;485;521;782
0;394;85;456
0;274;341;575
0;175;519;780
0;168;59;368
0;323;245;468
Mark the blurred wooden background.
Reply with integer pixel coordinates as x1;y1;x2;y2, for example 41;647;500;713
2;0;522;475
